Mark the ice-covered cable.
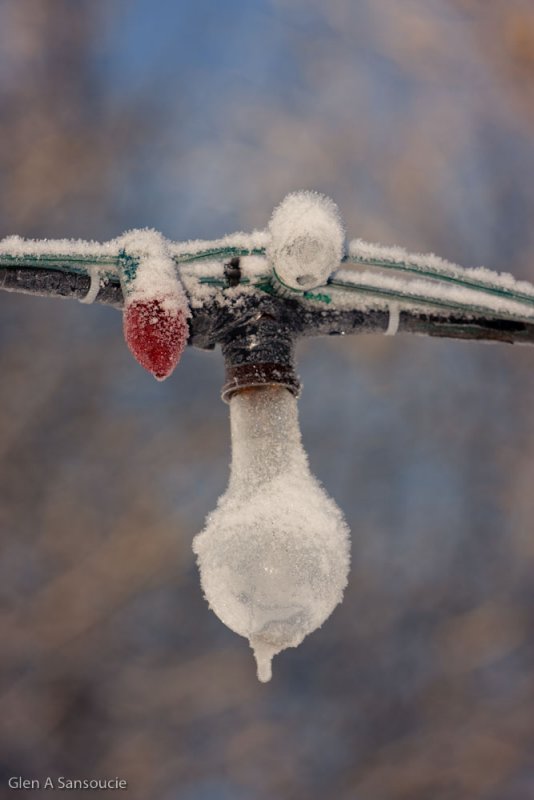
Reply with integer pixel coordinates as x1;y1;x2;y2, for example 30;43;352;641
3;199;534;327
327;270;534;324
347;238;534;308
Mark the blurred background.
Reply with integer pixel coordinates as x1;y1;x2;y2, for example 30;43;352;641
1;1;534;798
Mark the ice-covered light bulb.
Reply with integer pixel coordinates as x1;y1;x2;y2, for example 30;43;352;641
193;386;350;682
267;191;345;290
118;229;190;381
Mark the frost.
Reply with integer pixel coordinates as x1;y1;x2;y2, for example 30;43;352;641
267;191;345;290
3;197;534;327
0;234;116;260
348;238;534;300
330;268;534;323
180;255;269;310
193;386;350;682
170;229;270;259
116;229;190;315
123;297;189;380
115;230;191;380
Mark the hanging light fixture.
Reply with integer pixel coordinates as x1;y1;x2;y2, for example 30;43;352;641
194;384;350;682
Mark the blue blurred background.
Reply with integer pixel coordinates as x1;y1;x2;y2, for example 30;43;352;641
1;1;534;798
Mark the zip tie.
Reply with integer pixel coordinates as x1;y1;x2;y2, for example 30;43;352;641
79;267;101;304
385;303;400;336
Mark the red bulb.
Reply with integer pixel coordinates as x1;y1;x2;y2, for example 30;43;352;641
124;298;189;380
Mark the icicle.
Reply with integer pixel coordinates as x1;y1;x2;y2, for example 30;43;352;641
251;637;278;683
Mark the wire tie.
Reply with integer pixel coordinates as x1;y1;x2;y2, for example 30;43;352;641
385;302;400;336
79;266;102;304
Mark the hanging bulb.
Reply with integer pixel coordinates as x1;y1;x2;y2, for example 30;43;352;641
118;229;191;380
193;386;350;682
124;297;189;380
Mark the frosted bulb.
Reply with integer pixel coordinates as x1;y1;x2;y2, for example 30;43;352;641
193;387;350;682
267;191;345;290
124;298;189;380
117;229;191;380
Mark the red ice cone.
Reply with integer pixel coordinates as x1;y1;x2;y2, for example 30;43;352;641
124;298;189;380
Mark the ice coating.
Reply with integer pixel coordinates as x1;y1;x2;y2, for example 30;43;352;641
267;191;345;290
5;203;534;325
193;386;350;683
347;237;534;300
117;229;190;312
251;638;276;683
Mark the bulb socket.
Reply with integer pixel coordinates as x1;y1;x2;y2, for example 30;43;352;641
220;311;300;403
221;362;300;403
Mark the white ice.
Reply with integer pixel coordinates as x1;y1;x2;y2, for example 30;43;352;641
116;229;190;317
330;267;534;322
349;237;534;300
267;191;345;291
3;192;534;324
193;386;350;683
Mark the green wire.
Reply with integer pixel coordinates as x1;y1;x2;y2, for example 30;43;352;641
2;244;534;324
179;248;534;316
328;277;534;325
174;246;265;264
0;253;118;267
3;245;533;310
270;267;534;320
346;255;534;309
0;253;119;283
